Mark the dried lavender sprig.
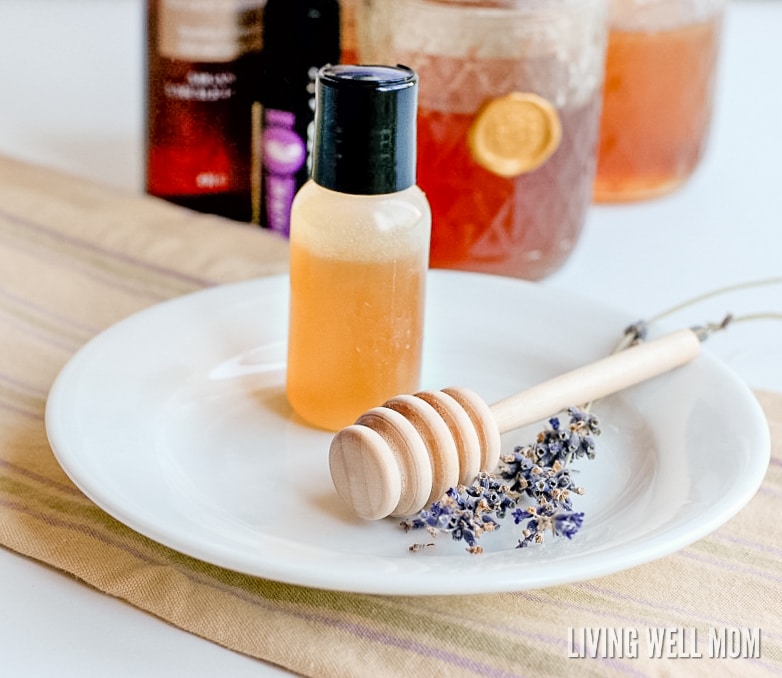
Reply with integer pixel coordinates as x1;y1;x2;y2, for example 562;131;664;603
402;473;517;554
402;408;599;553
513;505;585;548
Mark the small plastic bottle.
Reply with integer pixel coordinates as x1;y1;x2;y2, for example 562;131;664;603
286;64;431;431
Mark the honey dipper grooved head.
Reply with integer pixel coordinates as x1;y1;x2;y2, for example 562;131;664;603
441;386;501;473
355;406;432;517
383;394;459;505
328;424;401;521
414;389;482;484
329;387;502;521
329;405;432;520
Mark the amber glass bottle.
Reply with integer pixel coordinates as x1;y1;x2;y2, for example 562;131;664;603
145;0;265;222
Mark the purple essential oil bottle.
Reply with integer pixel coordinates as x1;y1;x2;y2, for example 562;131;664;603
259;0;341;236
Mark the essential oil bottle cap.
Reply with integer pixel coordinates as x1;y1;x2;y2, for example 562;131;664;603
311;64;418;195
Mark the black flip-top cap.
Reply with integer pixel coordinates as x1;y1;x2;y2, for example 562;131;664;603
311;64;418;195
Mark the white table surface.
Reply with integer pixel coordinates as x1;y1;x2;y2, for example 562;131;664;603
0;1;779;676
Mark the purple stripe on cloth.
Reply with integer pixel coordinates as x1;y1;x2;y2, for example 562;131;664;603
519;589;670;633
759;484;782;500
581;573;782;639
404;597;646;676
0;372;49;399
506;629;645;677
296;614;529;678
0;285;100;335
712;532;782;559
0;206;216;289
0;495;525;676
578;580;733;625
679;548;782;586
0;232;180;303
0;458;83;497
1;236;167;301
0;399;43;422
0;310;80;353
0;495;169;564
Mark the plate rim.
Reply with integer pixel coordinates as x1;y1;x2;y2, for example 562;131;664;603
45;271;772;595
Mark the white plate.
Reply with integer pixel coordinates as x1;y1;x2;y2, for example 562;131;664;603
45;271;770;595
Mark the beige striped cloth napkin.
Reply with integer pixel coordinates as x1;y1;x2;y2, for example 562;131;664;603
0;156;780;676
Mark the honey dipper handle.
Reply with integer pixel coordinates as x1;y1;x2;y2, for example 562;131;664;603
489;329;702;434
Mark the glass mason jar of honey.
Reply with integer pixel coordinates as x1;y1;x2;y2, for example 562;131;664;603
358;0;608;280
594;0;726;202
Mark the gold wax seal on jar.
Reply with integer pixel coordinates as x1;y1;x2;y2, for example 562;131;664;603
468;92;562;178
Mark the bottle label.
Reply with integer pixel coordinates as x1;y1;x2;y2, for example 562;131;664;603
262;109;307;236
164;69;237;102
158;0;264;62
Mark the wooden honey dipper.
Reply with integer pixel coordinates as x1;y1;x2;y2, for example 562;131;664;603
329;328;702;520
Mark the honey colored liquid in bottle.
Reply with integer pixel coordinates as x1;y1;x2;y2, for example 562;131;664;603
286;65;431;431
145;0;264;222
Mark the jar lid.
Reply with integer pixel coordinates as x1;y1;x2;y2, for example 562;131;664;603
311;64;418;195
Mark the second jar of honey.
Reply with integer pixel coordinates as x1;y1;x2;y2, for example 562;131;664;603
594;0;725;202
